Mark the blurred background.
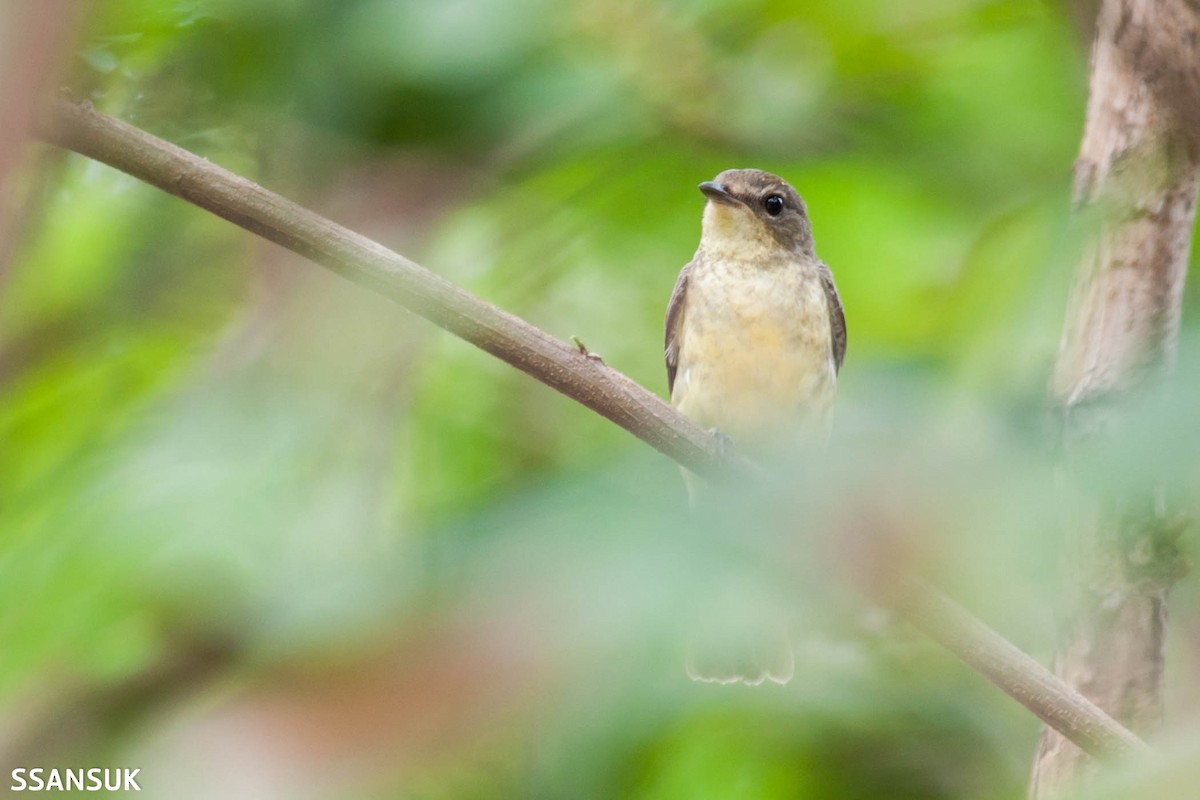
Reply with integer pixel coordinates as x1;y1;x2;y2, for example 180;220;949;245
3;1;1200;797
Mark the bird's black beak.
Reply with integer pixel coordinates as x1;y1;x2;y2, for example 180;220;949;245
698;181;742;206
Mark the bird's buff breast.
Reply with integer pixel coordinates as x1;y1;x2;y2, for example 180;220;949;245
672;258;835;448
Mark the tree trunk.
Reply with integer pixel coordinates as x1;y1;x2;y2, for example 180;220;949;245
1030;1;1200;796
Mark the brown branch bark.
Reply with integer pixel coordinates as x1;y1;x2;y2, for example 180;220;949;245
894;581;1151;760
1032;0;1200;796
32;99;1147;761
35;99;731;481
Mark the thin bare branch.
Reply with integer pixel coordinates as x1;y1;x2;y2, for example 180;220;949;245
35;99;734;480
894;580;1152;761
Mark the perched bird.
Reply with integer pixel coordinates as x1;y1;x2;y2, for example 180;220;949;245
665;168;846;684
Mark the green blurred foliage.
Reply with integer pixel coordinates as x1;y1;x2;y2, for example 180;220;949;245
4;0;1200;797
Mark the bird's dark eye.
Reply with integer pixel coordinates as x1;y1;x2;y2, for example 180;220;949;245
763;194;785;216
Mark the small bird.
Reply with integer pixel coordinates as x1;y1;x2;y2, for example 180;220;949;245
665;168;846;684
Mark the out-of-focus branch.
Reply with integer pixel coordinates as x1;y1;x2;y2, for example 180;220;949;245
1054;3;1200;405
0;633;239;768
1061;0;1200;153
32;99;1147;760
0;2;80;285
894;581;1150;761
1033;0;1200;796
1107;0;1200;153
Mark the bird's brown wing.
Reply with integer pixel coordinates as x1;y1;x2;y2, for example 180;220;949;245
820;263;847;373
664;259;693;396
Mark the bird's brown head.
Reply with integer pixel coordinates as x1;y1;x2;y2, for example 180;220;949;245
698;168;814;257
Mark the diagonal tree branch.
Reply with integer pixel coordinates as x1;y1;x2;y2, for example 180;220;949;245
894;580;1151;760
32;98;1149;761
35;99;733;481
